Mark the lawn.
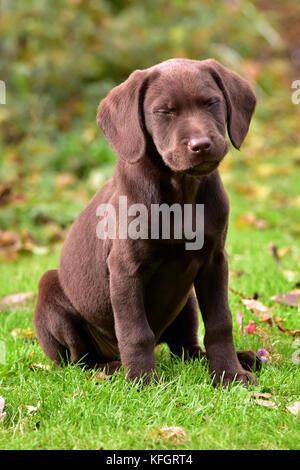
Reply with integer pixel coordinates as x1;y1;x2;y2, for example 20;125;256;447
0;134;299;450
0;0;299;452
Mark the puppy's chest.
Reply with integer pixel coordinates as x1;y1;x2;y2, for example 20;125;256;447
142;248;203;333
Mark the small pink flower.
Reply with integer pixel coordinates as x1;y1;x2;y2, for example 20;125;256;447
244;320;256;334
236;310;243;327
236;310;243;333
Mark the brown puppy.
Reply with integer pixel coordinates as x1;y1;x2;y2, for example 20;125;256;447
34;58;260;387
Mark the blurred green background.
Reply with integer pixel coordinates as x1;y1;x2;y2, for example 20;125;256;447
0;0;299;260
1;2;300;450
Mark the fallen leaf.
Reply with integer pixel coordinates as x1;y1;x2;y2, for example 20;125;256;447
251;392;272;399
273;317;290;335
94;371;109;381
236;213;268;229
260;312;274;326
229;269;244;279
294;195;300;207
273;193;291;207
255;399;277;409
233;184;271;200
22;402;40;415
282;270;299;283
272;317;300;337
0;230;22;252
0;182;13;206
0;396;6;422
270;289;300;308
286;401;300;417
277;246;292;258
85;371;109;383
292;222;300;235
256;163;277;178
256;164;292;177
29;363;51;371
150;426;188;444
242;298;269;313
55;173;75;189
11;328;36;340
1;291;35;308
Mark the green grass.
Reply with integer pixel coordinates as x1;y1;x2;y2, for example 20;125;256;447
1;141;300;450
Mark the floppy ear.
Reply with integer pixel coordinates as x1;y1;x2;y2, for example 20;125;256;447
205;59;256;149
97;69;150;163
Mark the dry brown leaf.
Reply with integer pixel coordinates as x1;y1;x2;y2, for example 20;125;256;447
85;371;109;383
233;184;271;200
277;246;292;258
286;402;300;417
1;291;35;307
270;289;300;308
251;392;272;399
282;270;299;283
150;426;188;444
292;222;300;235
0;230;22;252
255;399;277;409
294;196;300;207
273;317;290;335
256;164;293;178
29;363;51;371
19;402;40;417
11;328;36;340
229;269;244;279
272;317;300;337
260;312;274;326
23;402;40;415
236;213;268;229
55;173;75;189
242;298;269;313
94;371;110;381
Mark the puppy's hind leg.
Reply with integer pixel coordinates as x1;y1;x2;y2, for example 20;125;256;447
158;292;205;360
34;270;98;367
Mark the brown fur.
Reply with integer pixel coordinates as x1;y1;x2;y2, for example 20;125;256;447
34;59;261;387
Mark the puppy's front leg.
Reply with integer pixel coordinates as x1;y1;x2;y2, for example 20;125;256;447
194;249;256;387
108;253;157;384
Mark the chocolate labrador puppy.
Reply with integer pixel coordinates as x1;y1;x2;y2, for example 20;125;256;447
34;58;260;387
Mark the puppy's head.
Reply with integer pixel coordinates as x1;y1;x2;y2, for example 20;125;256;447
97;58;256;176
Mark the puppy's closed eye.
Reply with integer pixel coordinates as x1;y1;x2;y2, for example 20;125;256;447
204;97;221;108
153;107;175;115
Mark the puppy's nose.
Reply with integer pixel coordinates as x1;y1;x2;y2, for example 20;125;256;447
187;137;212;154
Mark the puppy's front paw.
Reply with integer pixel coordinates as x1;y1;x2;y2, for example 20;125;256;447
221;370;257;388
237;350;262;372
210;364;257;388
125;365;159;385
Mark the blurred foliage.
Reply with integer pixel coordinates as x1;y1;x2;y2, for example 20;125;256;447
0;0;299;256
